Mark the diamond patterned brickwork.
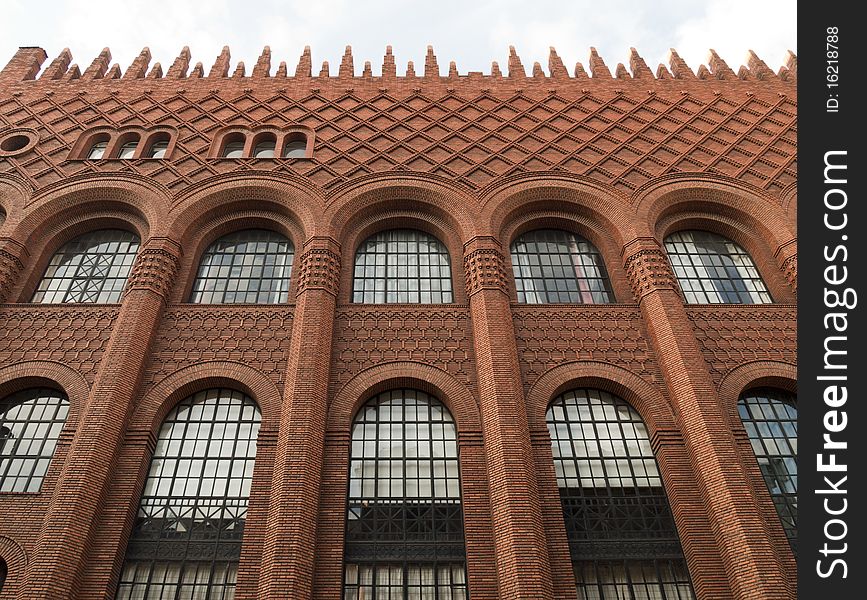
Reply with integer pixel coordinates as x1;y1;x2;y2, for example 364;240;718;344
511;305;658;391
686;305;796;385
0;304;118;383
142;305;294;389
331;306;475;392
0;83;796;197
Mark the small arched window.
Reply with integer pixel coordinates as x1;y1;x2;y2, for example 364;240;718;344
345;389;467;599
353;229;453;304
253;135;277;158
547;389;695;599
86;137;110;159
116;388;261;600
1;388;69;493
32;230;140;304
664;230;772;304
117;138;139;159
221;133;246;158
282;137;307;158
146;133;171;159
190;229;294;304
738;388;797;547
511;229;614;304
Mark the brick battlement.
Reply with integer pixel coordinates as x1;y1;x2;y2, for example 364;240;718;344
1;45;796;87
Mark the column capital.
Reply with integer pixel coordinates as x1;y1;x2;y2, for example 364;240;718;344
0;237;28;303
296;246;341;296
464;237;509;298
125;238;182;300
774;238;797;293
621;237;678;301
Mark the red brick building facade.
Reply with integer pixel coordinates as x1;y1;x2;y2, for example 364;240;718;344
0;45;797;599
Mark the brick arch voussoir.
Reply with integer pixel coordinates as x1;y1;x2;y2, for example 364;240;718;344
132;361;283;434
329;362;481;435
718;360;797;426
525;361;677;435
0;360;90;425
0;535;26;595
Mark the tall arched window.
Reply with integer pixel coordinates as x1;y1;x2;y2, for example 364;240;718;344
190;230;294;304
663;231;772;304
738;388;797;547
352;230;453;304
511;229;614;304
116;388;261;600
547;389;695;599
345;389;467;599
1;388;69;493
32;230;140;304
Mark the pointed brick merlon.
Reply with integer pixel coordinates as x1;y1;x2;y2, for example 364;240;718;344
147;62;163;79
339;46;354;78
668;49;696;79
123;47;151;79
508;46;525;78
780;50;797;81
548;47;568;78
295;46;311;78
253;46;271;77
747;50;778;80
588;47;611;78
382;46;396;78
166;47;191;78
425;46;439;77
40;48;73;80
0;47;47;81
629;48;653;79
363;61;373;78
82;48;111;79
707;49;736;80
209;46;231;78
276;61;288;77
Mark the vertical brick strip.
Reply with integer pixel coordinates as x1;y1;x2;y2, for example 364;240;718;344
257;238;340;600
22;238;180;599
622;237;789;600
463;238;553;600
0;239;27;303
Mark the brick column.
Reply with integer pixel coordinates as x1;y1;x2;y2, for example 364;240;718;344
0;238;27;303
463;237;553;600
775;238;797;294
621;237;788;600
21;238;180;600
258;238;340;600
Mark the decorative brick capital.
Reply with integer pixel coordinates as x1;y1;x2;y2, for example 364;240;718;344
126;246;180;299
622;239;677;301
0;241;27;303
464;248;509;297
297;248;341;295
775;239;797;293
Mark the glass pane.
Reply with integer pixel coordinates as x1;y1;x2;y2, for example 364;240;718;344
149;141;169;158
283;139;307;158
118;141;138;159
253;140;276;158
87;141;108;159
222;141;245;158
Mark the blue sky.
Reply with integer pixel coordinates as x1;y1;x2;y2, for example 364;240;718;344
1;0;796;77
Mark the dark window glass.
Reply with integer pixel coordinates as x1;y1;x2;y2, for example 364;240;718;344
87;140;108;159
547;389;695;600
283;139;306;158
511;229;614;304
253;140;276;158
222;141;245;158
118;140;138;159
148;141;169;159
190;229;294;304
344;389;467;599
0;558;6;592
738;388;797;548
352;230;453;304
116;388;261;600
32;230;140;304
0;388;69;493
664;231;772;304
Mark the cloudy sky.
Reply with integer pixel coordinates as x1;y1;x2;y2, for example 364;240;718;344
1;0;796;77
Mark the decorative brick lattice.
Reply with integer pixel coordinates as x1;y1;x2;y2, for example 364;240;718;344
512;305;658;389
331;306;474;389
464;248;508;296
686;305;796;384
0;87;796;195
143;306;294;388
0;305;119;382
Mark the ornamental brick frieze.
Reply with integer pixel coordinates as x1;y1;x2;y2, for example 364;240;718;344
463;248;509;297
125;246;181;299
296;248;341;295
622;241;678;301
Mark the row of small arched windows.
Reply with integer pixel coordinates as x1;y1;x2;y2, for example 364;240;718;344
0;384;796;598
28;227;774;305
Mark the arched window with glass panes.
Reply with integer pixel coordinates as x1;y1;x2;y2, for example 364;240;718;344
115;389;261;600
510;229;614;304
738;388;797;550
344;389;468;599
32;230;140;303
190;229;294;304
352;230;453;304
663;230;772;304
547;389;695;600
1;388;69;493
